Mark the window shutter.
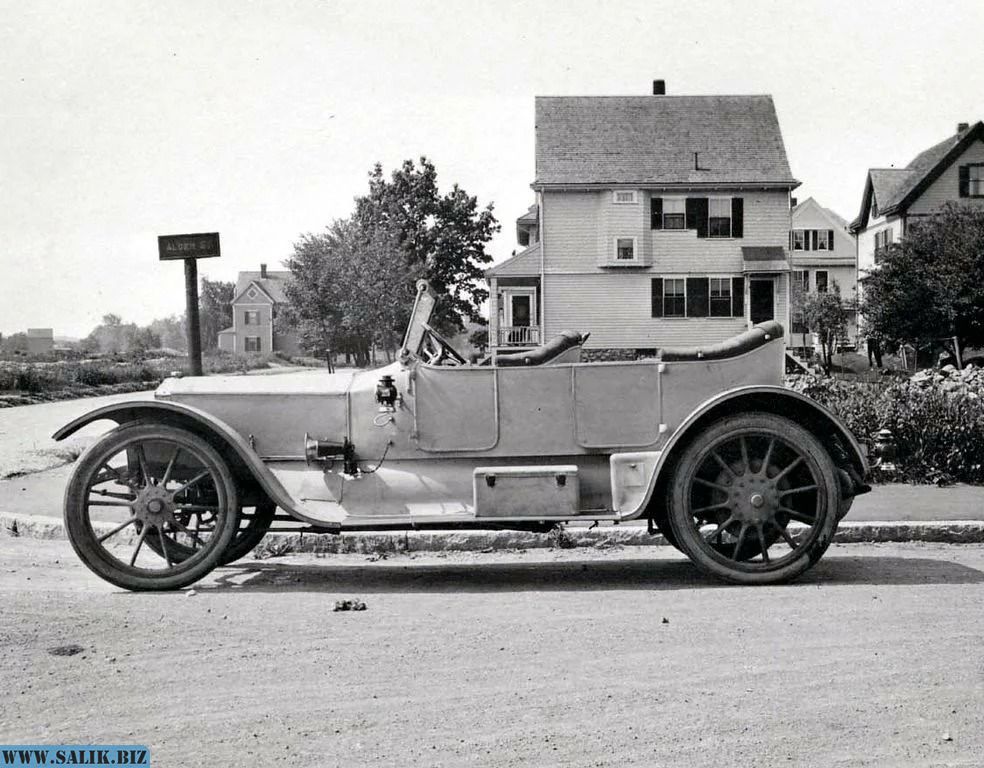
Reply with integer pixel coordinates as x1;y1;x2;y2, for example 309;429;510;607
650;197;663;230
651;278;663;317
732;277;744;318
686;198;709;238
686;278;709;317
959;165;970;197
828;229;835;249
731;198;744;238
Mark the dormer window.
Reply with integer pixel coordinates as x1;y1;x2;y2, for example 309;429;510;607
613;190;638;204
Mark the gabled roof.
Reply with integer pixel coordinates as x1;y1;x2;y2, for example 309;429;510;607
534;95;798;188
486;243;541;278
233;270;290;304
792;197;851;232
850;121;984;231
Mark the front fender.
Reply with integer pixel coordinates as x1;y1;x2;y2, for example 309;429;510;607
53;399;342;531
616;385;870;521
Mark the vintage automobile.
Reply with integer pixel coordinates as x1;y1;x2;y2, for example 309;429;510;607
55;280;871;591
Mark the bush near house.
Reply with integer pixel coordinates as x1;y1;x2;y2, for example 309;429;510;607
788;364;984;484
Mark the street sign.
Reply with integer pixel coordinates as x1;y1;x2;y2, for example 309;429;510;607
157;231;221;376
158;232;221;261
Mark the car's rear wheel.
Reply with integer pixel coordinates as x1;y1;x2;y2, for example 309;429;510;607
64;423;239;591
668;413;839;585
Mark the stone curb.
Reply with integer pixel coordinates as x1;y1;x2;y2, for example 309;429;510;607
3;512;984;553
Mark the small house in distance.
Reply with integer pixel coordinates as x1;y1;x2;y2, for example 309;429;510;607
217;264;300;355
788;198;857;351
26;328;54;356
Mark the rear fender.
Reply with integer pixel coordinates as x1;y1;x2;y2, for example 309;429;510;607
616;385;870;521
53;400;341;531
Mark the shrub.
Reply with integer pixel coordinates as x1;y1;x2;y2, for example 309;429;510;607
789;371;984;484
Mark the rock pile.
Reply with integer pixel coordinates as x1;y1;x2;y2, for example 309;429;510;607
910;363;984;398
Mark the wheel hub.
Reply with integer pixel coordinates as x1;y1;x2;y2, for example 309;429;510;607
133;485;175;525
725;473;779;524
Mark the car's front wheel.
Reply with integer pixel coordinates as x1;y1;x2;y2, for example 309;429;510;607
64;423;240;591
668;413;839;585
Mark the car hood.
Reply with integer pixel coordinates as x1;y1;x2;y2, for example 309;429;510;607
155;368;360;398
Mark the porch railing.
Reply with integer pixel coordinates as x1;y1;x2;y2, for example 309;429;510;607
497;325;541;346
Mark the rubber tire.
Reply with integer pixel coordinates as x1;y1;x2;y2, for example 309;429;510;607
668;413;840;585
219;501;276;564
64;423;240;591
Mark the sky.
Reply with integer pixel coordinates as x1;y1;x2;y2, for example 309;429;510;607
1;0;982;338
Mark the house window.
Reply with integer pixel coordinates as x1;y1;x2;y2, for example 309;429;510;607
244;310;260;325
874;228;893;263
960;164;984;197
663;198;686;230
244;336;261;352
615;237;637;261
816;271;829;293
709;278;732;317
613;190;638;204
792;230;805;250
708;198;732;237
663;278;686;317
792;270;808;293
816;230;831;250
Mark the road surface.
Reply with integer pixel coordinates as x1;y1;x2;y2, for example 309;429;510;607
1;539;982;767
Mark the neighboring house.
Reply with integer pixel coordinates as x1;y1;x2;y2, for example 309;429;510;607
217;264;300;355
486;83;800;358
789;197;858;351
850;121;984;344
26;328;54;356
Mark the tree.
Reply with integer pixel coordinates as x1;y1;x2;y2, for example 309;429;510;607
802;285;848;374
199;278;235;352
147;315;187;352
860;203;984;354
281;219;422;367
354;157;499;334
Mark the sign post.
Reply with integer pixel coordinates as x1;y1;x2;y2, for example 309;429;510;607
158;233;221;376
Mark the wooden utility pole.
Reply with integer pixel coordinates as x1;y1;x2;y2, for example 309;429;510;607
158;232;221;377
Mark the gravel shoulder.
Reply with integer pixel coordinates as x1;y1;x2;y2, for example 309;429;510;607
1;539;983;768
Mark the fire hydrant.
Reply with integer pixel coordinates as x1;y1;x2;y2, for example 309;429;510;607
871;428;898;479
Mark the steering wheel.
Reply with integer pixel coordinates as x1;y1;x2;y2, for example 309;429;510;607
420;322;467;366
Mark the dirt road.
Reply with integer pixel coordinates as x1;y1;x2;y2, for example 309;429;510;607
1;540;982;767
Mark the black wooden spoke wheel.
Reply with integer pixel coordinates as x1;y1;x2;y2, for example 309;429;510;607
668;413;839;585
64;423;239;591
143;501;276;566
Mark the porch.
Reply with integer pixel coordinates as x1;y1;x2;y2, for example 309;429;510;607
486;244;543;352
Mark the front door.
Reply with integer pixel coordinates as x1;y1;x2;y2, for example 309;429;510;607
750;279;775;325
505;290;536;345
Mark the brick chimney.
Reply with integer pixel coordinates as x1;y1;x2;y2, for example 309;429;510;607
652;79;666;95
958;122;970;133
260;263;267;278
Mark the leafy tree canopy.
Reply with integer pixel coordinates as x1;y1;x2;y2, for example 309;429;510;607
860;203;984;350
282;158;499;362
802;285;848;374
199;277;235;352
354;157;499;334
